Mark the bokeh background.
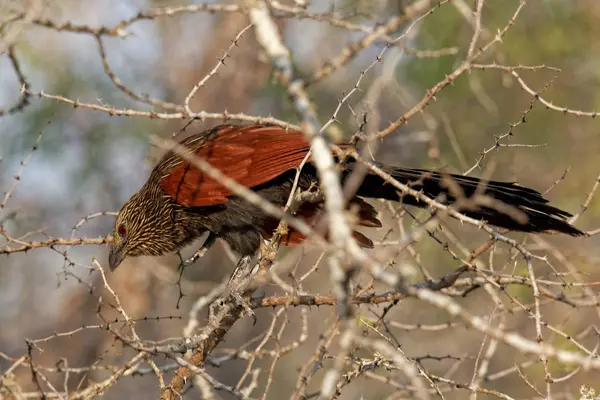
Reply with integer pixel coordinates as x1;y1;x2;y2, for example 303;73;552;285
2;0;600;398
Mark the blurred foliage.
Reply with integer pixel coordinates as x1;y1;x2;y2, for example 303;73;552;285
401;0;600;220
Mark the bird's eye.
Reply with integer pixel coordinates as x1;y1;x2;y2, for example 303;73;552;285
117;224;127;237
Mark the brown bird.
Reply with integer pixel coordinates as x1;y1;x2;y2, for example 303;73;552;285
108;124;583;271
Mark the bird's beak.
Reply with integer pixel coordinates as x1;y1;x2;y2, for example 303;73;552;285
108;245;125;271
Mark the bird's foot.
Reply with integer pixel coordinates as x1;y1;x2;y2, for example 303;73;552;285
180;232;217;270
226;287;256;324
228;255;258;283
225;255;258;323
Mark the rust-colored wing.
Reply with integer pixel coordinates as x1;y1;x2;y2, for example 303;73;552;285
160;125;312;207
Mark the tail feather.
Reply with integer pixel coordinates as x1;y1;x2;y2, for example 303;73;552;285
355;165;583;236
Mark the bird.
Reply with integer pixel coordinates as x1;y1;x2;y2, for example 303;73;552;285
108;124;583;272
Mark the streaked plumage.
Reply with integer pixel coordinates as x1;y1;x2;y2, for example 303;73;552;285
108;124;583;271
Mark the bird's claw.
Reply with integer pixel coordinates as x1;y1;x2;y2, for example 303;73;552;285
224;254;258;323
179;232;218;270
227;288;256;324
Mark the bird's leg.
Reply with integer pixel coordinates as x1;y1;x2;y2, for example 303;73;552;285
174;232;218;309
225;255;257;323
180;231;217;269
228;254;259;283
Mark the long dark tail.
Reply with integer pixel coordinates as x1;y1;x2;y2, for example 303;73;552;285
355;165;584;236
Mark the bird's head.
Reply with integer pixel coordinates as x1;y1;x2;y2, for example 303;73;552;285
108;188;177;271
